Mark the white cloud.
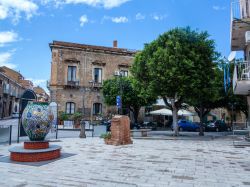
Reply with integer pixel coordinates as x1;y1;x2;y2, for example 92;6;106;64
0;51;17;69
111;16;128;23
26;78;46;86
151;14;167;21
0;0;38;23
103;15;128;23
42;0;130;9
212;6;226;11
0;31;18;47
135;13;145;20
79;14;88;26
26;78;48;93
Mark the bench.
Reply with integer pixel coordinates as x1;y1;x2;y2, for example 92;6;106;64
130;129;151;137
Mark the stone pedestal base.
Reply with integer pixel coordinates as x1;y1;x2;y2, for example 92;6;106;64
105;115;133;146
24;141;49;149
9;142;61;162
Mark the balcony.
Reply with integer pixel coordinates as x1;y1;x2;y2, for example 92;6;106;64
64;80;80;89
231;0;250;51
88;81;103;88
233;61;250;94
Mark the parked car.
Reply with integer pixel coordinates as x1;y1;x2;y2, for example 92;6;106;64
205;120;230;132
130;122;141;129
172;120;200;132
141;121;157;130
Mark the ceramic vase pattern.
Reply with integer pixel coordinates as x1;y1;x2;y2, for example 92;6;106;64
22;102;53;141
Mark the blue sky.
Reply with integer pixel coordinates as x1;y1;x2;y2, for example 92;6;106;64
0;0;230;91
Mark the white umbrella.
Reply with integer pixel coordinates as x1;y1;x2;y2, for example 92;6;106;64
150;108;195;116
150;108;172;115
178;109;196;116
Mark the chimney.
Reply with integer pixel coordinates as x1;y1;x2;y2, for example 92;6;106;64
113;40;118;48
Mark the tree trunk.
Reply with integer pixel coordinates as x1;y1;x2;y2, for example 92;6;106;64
199;107;204;136
133;108;139;123
171;100;179;136
130;106;140;124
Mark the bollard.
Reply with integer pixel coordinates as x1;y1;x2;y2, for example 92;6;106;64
79;121;86;138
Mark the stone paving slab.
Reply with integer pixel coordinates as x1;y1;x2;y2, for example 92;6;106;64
0;137;250;186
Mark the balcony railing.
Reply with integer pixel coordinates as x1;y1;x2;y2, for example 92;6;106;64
67;80;79;86
89;81;102;88
233;61;250;92
64;80;80;89
231;0;250;20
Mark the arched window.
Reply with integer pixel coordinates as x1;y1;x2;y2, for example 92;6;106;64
66;102;75;114
93;103;102;115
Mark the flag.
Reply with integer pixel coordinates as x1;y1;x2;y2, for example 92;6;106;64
227;64;231;87
224;64;227;93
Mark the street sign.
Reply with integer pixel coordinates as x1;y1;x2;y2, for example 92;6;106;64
116;95;122;109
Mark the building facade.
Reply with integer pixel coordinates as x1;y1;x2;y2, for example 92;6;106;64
34;86;49;102
48;40;136;120
0;69;25;118
231;0;250;129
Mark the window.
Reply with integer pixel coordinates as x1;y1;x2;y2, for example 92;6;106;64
94;68;102;83
66;102;75;114
68;66;76;81
93;103;102;115
120;70;128;77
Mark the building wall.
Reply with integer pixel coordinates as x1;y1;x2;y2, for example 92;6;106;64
0;73;25;118
49;42;135;120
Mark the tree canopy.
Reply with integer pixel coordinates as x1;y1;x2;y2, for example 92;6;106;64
102;77;156;123
131;27;219;135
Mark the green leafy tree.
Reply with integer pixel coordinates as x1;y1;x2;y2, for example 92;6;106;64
188;65;225;135
102;77;156;123
131;27;218;136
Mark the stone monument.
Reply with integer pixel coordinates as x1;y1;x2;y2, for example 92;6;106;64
105;115;133;146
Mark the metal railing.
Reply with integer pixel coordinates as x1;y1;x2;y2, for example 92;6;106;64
66;80;80;86
231;0;250;20
234;61;250;81
233;61;250;91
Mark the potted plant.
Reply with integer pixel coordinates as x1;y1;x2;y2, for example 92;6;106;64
100;132;111;144
72;112;82;128
58;111;69;125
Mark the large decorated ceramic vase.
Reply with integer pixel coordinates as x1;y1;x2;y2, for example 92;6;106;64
22;102;53;141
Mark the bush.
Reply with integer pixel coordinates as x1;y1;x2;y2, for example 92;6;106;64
58;111;69;121
72;112;82;121
100;132;111;139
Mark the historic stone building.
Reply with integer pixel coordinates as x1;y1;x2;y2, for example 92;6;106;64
34;86;49;102
0;67;26;118
48;40;136;120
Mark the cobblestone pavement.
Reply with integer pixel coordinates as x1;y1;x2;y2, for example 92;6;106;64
0;137;250;187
